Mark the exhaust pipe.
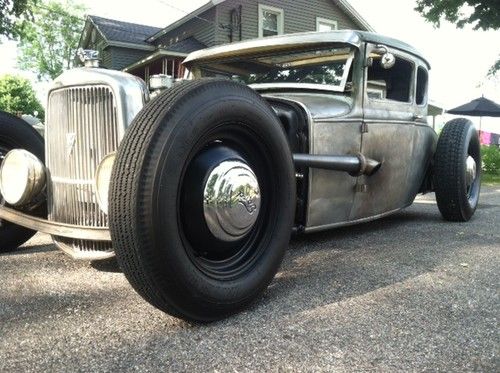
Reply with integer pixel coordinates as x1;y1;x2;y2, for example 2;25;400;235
293;153;381;176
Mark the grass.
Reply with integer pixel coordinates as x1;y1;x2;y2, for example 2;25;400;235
482;173;500;186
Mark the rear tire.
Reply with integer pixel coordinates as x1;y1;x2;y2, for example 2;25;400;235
434;118;481;221
109;80;296;322
0;111;46;251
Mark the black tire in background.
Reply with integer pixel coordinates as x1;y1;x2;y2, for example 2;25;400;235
434;118;481;221
109;79;296;322
0;111;46;251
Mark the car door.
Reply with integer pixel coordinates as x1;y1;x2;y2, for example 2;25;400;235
349;43;428;220
303;50;365;230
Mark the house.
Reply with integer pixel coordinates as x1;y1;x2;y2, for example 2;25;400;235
78;0;374;82
79;16;161;71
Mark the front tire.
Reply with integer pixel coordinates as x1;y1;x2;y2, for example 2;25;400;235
109;80;296;322
434;118;481;221
0;111;46;251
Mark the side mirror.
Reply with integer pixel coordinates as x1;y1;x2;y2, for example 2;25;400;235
373;45;396;69
380;52;396;69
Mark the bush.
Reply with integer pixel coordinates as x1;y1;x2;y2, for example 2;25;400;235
0;74;45;119
482;145;500;175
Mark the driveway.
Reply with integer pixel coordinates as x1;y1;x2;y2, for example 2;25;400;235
1;186;498;372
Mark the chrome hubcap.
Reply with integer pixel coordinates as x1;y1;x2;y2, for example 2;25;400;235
203;160;261;242
465;155;477;189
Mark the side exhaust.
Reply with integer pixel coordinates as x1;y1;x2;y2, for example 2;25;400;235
293;153;381;176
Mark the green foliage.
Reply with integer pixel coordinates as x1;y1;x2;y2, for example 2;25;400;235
415;0;500;30
415;0;500;75
0;0;37;38
482;173;500;185
481;145;500;175
487;58;500;78
0;74;44;119
16;0;85;81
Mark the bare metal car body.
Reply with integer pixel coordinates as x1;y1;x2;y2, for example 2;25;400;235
0;30;435;259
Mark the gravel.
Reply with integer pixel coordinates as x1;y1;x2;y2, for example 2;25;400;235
1;187;498;372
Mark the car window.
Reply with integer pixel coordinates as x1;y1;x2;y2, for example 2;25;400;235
367;56;413;103
416;66;428;105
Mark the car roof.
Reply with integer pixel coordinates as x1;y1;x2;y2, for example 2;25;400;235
183;30;430;69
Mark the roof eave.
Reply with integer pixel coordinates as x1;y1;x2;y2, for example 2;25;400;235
77;18;92;50
146;0;223;43
106;41;155;51
86;15;160;51
123;49;188;72
87;15;110;43
335;0;375;32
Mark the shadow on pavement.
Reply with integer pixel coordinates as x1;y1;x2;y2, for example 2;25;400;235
0;243;56;256
246;206;491;320
90;257;121;273
3;199;497;332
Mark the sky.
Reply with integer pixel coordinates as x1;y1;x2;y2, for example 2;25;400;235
1;0;499;131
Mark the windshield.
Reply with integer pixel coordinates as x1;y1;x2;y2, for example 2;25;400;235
195;46;355;92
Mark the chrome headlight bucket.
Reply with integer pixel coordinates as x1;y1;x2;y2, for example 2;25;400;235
0;149;46;206
94;152;116;215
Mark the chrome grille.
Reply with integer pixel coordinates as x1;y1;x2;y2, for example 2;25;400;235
46;85;118;257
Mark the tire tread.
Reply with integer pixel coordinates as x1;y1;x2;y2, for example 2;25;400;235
109;79;294;321
434;118;479;221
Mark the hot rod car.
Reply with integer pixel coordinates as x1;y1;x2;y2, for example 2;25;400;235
0;31;481;322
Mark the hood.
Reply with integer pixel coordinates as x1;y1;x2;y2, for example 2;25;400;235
262;92;353;119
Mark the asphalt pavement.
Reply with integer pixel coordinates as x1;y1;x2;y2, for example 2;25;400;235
1;186;499;372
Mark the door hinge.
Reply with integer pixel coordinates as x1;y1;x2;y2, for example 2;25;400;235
355;183;368;193
361;122;369;133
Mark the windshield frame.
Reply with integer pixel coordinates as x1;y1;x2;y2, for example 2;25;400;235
192;46;356;93
251;49;355;93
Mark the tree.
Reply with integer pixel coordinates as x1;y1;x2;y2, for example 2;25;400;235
415;0;500;76
415;0;499;30
0;74;44;119
0;0;37;38
16;0;85;81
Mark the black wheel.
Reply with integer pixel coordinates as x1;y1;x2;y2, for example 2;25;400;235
0;111;46;251
434;118;481;221
109;79;296;322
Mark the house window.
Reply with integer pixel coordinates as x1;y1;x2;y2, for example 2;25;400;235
316;17;338;31
258;4;284;37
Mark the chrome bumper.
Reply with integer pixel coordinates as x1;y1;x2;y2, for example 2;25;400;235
0;206;111;241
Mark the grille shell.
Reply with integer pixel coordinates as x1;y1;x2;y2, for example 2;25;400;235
46;85;118;259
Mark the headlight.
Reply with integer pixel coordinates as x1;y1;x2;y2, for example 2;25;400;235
94;152;116;214
0;149;46;206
